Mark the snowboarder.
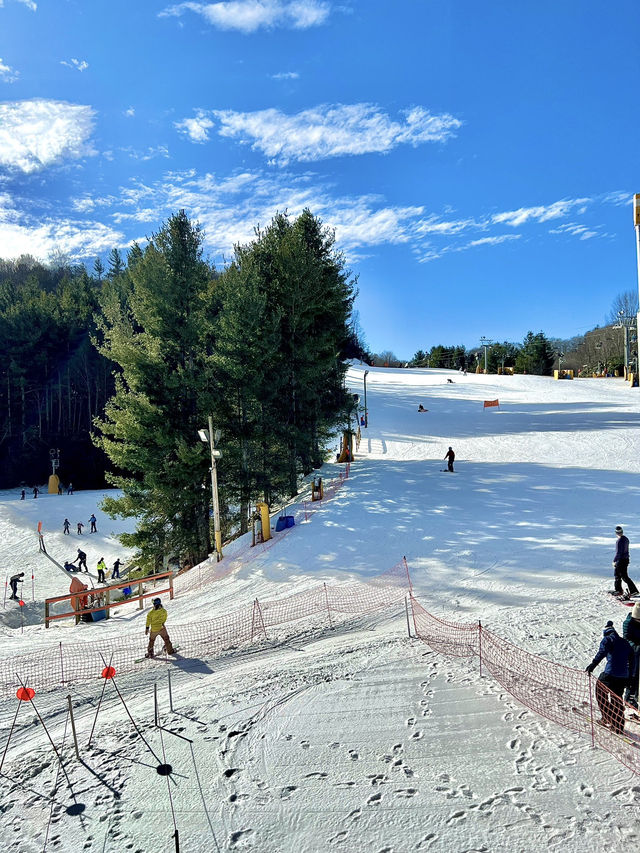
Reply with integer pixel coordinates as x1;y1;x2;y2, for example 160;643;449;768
20;490;25;500
623;602;640;709
57;484;63;495
611;525;638;597
88;514;97;534
145;598;176;658
77;521;84;535
96;557;107;583
447;378;454;384
67;482;73;495
586;620;634;734
74;549;88;572
444;446;455;472
112;559;122;580
418;404;428;412
63;518;70;535
9;572;24;600
32;486;39;499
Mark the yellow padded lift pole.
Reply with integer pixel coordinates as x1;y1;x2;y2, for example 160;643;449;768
256;501;271;542
48;474;60;494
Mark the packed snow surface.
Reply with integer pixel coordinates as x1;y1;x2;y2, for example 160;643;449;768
1;365;640;852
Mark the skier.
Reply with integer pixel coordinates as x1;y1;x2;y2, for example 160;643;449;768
444;446;455;473
20;490;25;500
145;598;176;658
9;572;24;600
586;620;634;734
63;518;70;535
111;559;122;580
32;486;39;499
623;602;640;709
74;549;88;572
77;521;84;535
610;525;639;597
97;557;107;583
88;514;97;534
67;482;73;495
418;404;428;412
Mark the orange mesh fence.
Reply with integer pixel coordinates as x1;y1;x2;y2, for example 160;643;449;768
410;596;640;776
1;562;408;698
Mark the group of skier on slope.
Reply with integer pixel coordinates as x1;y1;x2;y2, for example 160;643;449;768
584;525;640;736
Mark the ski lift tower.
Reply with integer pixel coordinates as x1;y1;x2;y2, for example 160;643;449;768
48;448;61;494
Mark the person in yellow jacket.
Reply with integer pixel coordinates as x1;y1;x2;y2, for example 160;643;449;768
145;598;176;658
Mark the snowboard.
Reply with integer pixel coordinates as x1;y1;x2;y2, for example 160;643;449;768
135;646;180;663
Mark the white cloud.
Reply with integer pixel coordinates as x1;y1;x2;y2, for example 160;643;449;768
175;110;215;143
0;0;37;10
271;71;299;80
548;222;599;240
0;58;19;82
61;58;89;72
159;0;330;33
0;194;124;260
0;99;96;173
179;103;461;163
120;145;170;161
492;198;590;227
124;107;135;117
467;234;521;247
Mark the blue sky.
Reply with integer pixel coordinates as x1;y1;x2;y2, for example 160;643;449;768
1;0;639;358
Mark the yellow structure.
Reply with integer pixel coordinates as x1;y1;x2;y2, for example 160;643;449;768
48;474;60;494
256;501;271;543
553;370;574;380
337;431;353;463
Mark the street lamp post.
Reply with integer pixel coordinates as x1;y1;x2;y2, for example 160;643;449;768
634;194;640;378
479;337;493;373
363;370;369;427
198;416;223;562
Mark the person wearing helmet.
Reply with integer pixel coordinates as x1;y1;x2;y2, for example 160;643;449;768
611;525;638;597
145;598;176;658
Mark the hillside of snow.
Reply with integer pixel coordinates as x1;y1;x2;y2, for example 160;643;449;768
0;365;639;852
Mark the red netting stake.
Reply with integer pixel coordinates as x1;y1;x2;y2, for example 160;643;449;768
478;620;483;678
404;596;412;638
402;556;413;597
587;672;595;748
323;583;333;629
408;594;419;637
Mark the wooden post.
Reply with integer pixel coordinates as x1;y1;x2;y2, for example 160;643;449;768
45;600;50;628
138;581;143;610
67;695;80;760
105;588;111;620
169;574;174;601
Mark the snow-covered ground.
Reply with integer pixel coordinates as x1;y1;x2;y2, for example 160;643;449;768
1;365;640;852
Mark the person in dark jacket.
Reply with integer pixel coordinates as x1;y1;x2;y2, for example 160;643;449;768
89;514;97;534
74;549;88;572
63;518;70;535
586;620;634;734
612;525;638;596
111;559;122;580
444;446;455;472
9;572;24;600
623;602;640;709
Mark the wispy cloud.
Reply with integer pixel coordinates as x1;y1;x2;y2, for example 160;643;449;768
271;71;299;80
124;106;135;117
120;145;170;161
61;58;89;72
159;0;330;33
0;58;19;82
178;103;462;163
175;110;215;143
467;234;521;247
492;198;590;227
0;99;96;173
0;193;124;260
0;0;37;10
548;222;599;241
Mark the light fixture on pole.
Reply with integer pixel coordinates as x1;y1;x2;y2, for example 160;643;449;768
198;416;223;562
479;337;493;373
363;370;369;428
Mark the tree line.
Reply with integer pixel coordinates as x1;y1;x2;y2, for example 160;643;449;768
2;209;360;569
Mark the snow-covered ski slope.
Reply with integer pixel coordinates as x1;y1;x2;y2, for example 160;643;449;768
1;364;640;852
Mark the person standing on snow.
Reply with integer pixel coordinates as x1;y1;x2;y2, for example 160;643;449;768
63;518;70;535
97;557;107;583
32;486;39;499
74;549;88;572
9;572;24;600
111;559;122;580
20;490;25;500
586;620;633;734
145;598;176;658
88;514;97;534
623;602;640;709
77;521;84;535
610;525;639;597
444;446;455;473
67;482;73;495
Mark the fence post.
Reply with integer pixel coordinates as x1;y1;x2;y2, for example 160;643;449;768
587;672;595;748
169;574;174;600
67;695;80;759
138;581;143;610
45;600;50;628
404;596;412;638
323;583;333;629
105;588;111;620
59;642;64;685
478;620;483;678
402;555;413;597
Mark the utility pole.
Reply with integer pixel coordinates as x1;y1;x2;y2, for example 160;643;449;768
634;194;640;381
198;418;223;561
363;370;369;427
479;337;493;373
